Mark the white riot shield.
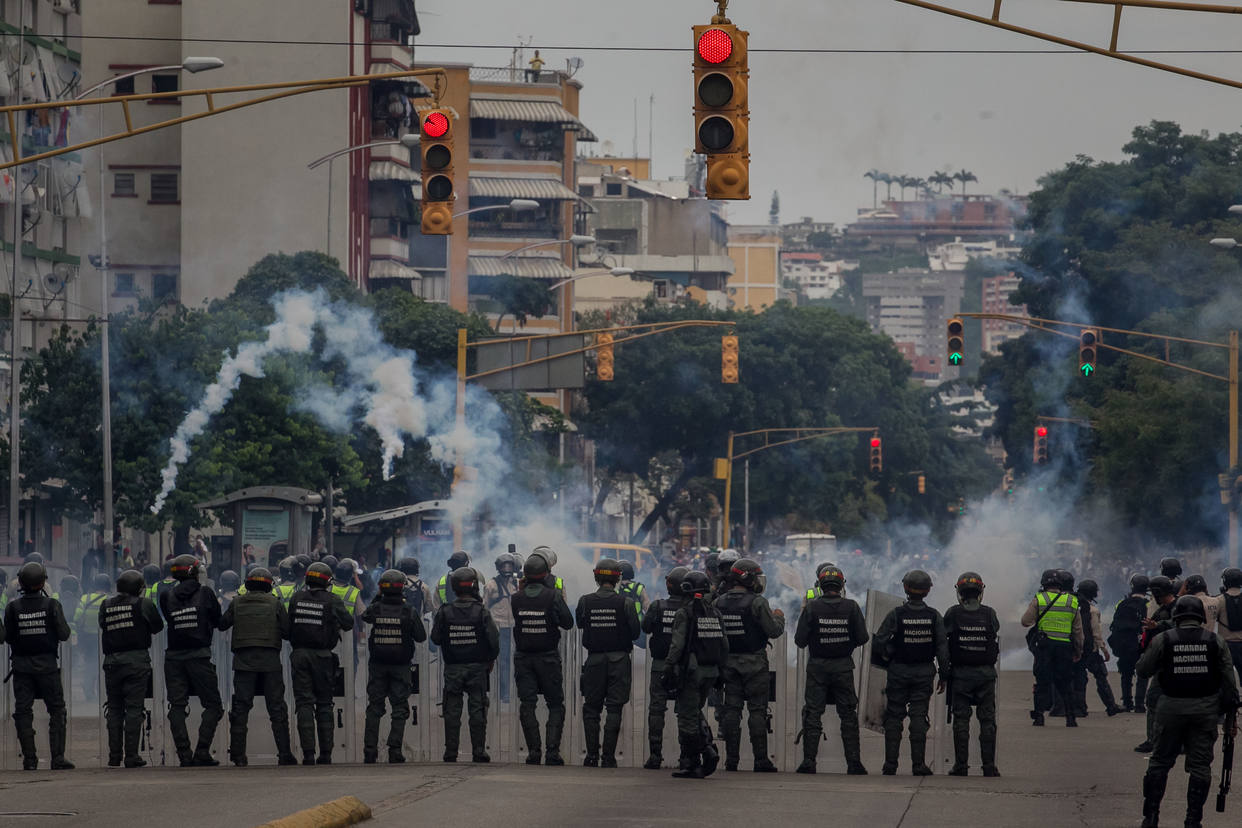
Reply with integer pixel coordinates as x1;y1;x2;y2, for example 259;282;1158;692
486;626;519;763
332;630;359;762
563;628;584;764
0;643;9;768
401;632;433;761
225;639;293;766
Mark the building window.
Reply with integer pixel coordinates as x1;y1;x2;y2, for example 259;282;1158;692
152;273;178;300
150;173;179;203
470;119;497;140
113;172;136;197
114;76;135;96
578;184;595;198
114;273;135;294
152;74;178;94
605;182;623;196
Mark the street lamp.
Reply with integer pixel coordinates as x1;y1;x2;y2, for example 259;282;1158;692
307;134;420;258
546;267;635;291
500;234;595;259
1211;238;1240;250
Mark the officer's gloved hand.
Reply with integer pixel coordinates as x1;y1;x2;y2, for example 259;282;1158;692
662;665;681;698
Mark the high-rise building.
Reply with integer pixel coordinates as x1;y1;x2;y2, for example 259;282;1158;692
727;225;785;311
863;268;965;382
982;271;1028;353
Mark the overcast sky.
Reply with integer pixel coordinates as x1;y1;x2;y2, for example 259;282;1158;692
414;0;1242;227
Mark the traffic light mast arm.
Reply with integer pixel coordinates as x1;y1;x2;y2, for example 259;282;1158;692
1037;415;1095;429
893;0;1242;95
0;68;447;170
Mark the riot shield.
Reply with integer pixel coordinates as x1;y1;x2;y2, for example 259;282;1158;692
331;629;358;762
3;636;74;770
222;636;293;766
486;625;519;763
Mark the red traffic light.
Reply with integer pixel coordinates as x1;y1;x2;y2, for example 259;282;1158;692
422;111;449;139
1035;426;1048;437
697;28;734;63
870;437;881;448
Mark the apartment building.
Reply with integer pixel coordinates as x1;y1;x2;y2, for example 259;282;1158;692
982;271;1028;354
863;268;965;383
727;225;784;311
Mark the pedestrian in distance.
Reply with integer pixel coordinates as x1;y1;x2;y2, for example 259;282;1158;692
943;572;1001;777
1022;568;1083;727
875;569;950;775
664;569;727;779
642;566;690;769
793;564;868;775
362;568;427;764
431;567;500;762
1136;595;1239;828
575;557;641;767
715;558;784;772
219;566;297;767
510;551;573;766
1109;574;1150;712
288;561;353;765
158;554;224;767
99;569;163;768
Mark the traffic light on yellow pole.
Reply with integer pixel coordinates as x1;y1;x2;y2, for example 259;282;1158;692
693;21;749;200
721;334;739;383
596;332;614;381
947;318;964;367
1079;328;1098;378
420;108;455;235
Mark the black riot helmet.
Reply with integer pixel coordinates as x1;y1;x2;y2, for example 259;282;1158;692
93;572;112;592
17;561;47;593
142;564;161;587
116;570;145;597
1040;569;1059;589
171;553;200;581
24;551;44;565
902;569;932;596
1183;575;1208;595
818;565;846;592
1148;575;1175;599
1171;595;1206;624
1159;557;1182;578
955;572;984;599
450;567;480;597
594;558;622;586
1129;573;1150;594
58;575;81;598
305;562;333;589
335;558;359;584
278;556;295;581
665;566;690;595
321;555;339;573
1223;568;1242;590
716;549;740;577
681;570;712;598
495;552;518;575
530;546;558;572
161;559;174;579
397;557;421;577
704;552;719;581
219;570;240;592
447;551;470;570
619;560;636;581
244;567;274;593
523;554;550;581
730;559;763;591
1077;579;1099;602
378;569;406;597
295;553;312;573
1056;569;1075;591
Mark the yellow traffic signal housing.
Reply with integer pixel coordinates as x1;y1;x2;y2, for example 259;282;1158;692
869;435;882;475
721;334;739;383
596;332;614;381
693;22;749;200
947;318;964;366
420;108;455;235
917;474;925;494
1079;328;1098;378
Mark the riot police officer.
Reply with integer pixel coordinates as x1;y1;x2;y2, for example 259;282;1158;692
1109;574;1149;711
576;557;641;767
1219;567;1242;684
396;557;434;617
288;561;353;764
160;553;224;767
618;560;650;615
874;570;950;775
434;550;471;609
1073;579;1121;718
794;564;868;775
1021;568;1082;727
275;556;307;606
330;558;364;618
510;553;573;765
100;570;163;768
431;567;500;762
484;551;520;703
1158;556;1183;595
3;561;73;769
217;570;241;610
715;558;784;772
711;550;739;603
1136;595;1238;828
74;572;111;700
944;572;1001;777
642;566;690;769
665;569;728;779
1135;574;1178;753
362;568;427;764
219;567;296;766
145;559;177;609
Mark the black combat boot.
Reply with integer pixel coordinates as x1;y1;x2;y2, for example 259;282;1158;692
1030;710;1045;727
583;720;600;766
601;720;621;768
192;743;219;767
1065;714;1078;728
671;749;705;779
364;749;378;764
1141;770;1167;828
388;748;405;764
1184;775;1210;828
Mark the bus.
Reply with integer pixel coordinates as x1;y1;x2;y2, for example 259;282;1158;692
784;533;838;561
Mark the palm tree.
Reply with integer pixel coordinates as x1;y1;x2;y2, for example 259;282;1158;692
954;169;978;196
929;171;954;193
910;177;929;199
878;172;895;202
863;169;882;208
896;175;913;201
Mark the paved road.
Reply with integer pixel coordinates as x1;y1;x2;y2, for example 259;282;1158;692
0;672;1232;827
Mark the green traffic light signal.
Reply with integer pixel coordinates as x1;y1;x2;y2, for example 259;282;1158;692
949;352;963;366
1080;363;1095;377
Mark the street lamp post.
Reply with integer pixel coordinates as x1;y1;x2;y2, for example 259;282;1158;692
546;267;635;292
307;134;420;259
78;58;223;568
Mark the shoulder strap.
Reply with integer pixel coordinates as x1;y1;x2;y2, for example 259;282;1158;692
1034;591;1059;625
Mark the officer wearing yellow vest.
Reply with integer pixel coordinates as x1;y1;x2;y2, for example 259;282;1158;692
331;558;365;616
1021;568;1083;727
617;560;650;617
74;572;111;701
274;556;302;606
145;560;177;612
434;551;472;610
801;562;840;607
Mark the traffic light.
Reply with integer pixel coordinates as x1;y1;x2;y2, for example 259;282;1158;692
1033;425;1049;465
721;334;739;383
917;474;925;494
596;332;614;381
869;435;882;475
947;318;964;366
419;108;455;235
1079;328;1098;378
693;21;749;200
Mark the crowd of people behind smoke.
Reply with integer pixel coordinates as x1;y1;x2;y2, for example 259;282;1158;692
2;542;1239;827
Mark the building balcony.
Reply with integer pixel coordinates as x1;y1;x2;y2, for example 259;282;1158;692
369;235;410;261
370;140;415;166
367;42;412;69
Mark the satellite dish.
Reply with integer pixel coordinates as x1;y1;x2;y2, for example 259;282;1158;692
566;57;584;78
43;263;75;295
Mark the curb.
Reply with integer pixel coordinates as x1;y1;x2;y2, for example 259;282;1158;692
254;795;372;828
